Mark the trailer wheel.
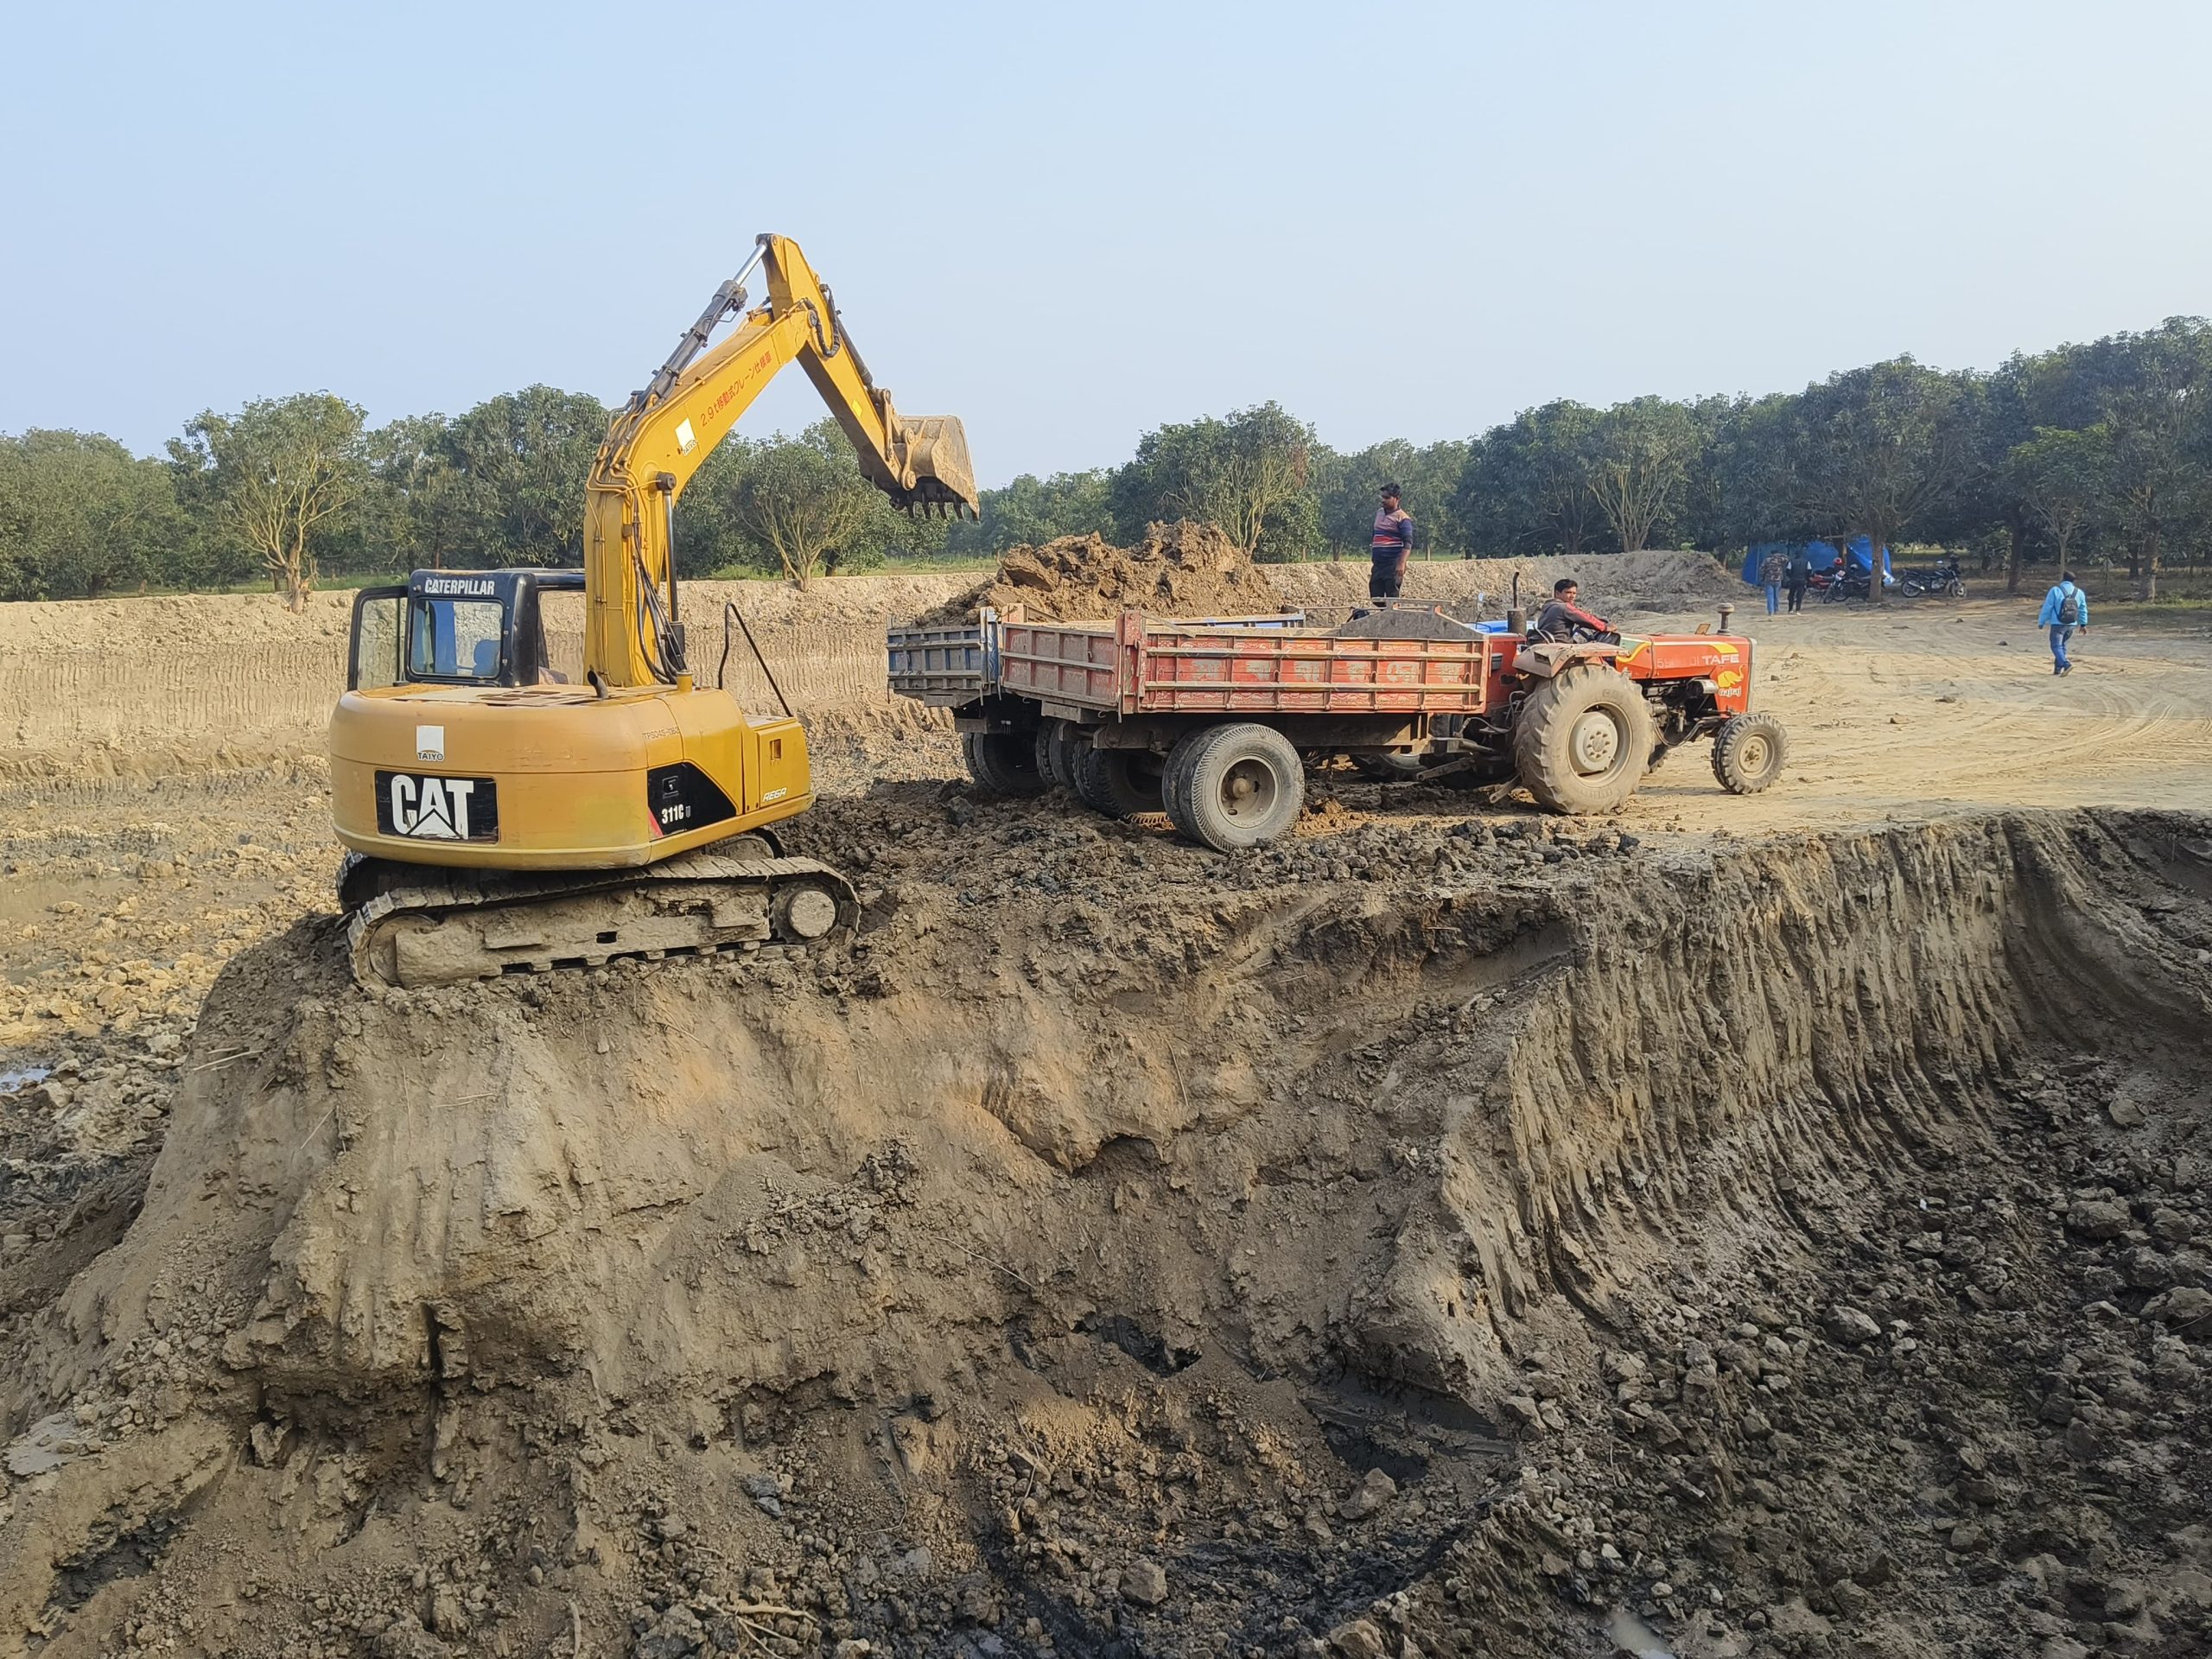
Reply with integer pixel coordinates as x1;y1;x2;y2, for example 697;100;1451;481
963;730;1046;797
1034;721;1084;792
1070;747;1165;817
1710;712;1788;794
1164;722;1305;850
1351;752;1426;783
1512;664;1656;814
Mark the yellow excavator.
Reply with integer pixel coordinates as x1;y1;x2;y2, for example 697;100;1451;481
327;234;976;987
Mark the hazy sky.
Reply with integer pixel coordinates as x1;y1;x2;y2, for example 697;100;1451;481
3;1;2207;486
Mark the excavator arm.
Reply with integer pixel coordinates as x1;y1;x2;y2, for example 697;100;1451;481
582;233;976;689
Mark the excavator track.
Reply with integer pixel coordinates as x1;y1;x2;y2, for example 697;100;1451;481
340;842;859;989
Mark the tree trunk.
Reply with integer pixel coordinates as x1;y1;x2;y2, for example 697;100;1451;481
1865;535;1887;607
2139;533;2158;601
285;530;311;613
2005;519;2024;595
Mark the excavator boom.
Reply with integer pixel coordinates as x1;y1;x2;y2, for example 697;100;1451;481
584;233;977;690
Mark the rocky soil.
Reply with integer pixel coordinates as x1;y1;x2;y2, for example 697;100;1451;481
3;782;2209;1659
3;577;2211;1659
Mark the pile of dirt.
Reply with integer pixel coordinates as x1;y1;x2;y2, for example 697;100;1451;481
3;801;2209;1658
1330;605;1488;640
922;521;1289;624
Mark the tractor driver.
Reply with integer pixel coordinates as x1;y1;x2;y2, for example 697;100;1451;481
1533;578;1615;642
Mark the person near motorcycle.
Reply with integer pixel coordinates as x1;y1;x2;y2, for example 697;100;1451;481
2037;570;2090;676
1759;548;1787;616
1534;578;1617;641
1786;549;1811;613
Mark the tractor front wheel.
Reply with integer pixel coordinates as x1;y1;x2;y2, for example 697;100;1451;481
1710;712;1789;794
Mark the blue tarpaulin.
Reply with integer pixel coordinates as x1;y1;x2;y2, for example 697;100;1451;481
1741;537;1890;583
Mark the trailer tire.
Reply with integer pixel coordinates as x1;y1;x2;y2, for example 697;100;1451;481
1034;721;1084;792
1072;748;1166;817
1512;664;1655;814
1710;712;1788;795
963;730;1046;797
1164;722;1305;850
1351;752;1426;783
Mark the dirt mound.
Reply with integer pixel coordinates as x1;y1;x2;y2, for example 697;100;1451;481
5;804;2210;1657
923;521;1288;623
1330;605;1487;640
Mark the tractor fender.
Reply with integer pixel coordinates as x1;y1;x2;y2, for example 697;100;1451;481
1516;641;1622;679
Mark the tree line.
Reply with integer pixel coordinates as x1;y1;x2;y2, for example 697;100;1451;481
3;317;2207;606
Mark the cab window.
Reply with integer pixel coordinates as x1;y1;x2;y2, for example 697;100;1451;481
409;598;505;680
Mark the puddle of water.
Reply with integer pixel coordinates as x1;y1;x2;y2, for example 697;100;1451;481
0;1065;52;1094
1605;1607;1676;1659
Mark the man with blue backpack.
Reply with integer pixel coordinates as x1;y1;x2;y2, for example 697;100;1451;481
2037;571;2089;675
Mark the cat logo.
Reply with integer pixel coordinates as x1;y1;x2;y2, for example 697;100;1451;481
391;776;476;838
377;772;499;842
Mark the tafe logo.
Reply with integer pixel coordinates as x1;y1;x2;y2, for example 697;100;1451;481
389;776;479;839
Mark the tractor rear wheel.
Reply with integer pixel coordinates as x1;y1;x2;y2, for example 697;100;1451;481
1710;712;1789;794
1164;722;1304;850
1512;664;1656;814
963;730;1047;797
1073;747;1166;817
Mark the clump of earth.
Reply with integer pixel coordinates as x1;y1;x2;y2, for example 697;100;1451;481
926;521;1289;623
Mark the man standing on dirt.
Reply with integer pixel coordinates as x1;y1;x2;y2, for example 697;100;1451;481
2037;570;2090;675
1758;548;1787;616
1370;485;1414;600
1785;549;1812;613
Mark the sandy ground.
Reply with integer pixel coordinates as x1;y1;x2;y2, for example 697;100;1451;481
2;569;2209;1659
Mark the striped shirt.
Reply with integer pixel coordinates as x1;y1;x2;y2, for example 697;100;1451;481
1370;506;1414;561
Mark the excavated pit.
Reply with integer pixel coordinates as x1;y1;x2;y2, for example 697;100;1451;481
3;806;2210;1659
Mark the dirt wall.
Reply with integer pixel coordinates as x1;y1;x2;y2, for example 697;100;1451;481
4;804;2207;1657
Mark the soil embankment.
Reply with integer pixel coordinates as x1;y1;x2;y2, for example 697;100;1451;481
3;801;2209;1657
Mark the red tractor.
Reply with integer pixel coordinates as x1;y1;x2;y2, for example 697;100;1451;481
889;603;1786;851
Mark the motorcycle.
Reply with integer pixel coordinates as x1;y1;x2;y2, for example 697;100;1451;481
1899;558;1967;599
1819;568;1871;603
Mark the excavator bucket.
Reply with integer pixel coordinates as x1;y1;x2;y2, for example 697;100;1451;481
893;415;980;518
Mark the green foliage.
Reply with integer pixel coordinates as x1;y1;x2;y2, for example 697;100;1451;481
685;419;921;588
1585;397;1704;552
167;392;368;610
436;385;611;567
943;469;1115;556
1787;359;1974;592
1452;401;1606;556
6;319;2210;603
2007;426;2103;568
1109;402;1321;560
1319;439;1471;558
0;430;188;600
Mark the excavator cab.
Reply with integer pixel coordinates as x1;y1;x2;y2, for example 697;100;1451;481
348;569;584;692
